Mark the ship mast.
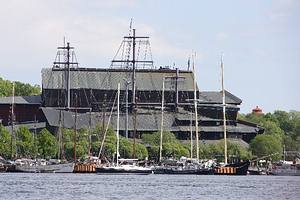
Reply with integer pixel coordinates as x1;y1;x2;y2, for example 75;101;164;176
53;41;78;110
192;54;200;161
221;55;228;164
116;83;120;166
10;82;16;159
159;77;165;162
74;93;77;162
190;113;193;159
111;28;153;159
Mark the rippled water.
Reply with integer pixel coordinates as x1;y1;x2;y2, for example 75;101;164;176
0;173;299;200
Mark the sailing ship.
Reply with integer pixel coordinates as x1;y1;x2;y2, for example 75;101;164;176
154;157;214;175
213;55;250;175
96;83;153;174
14;159;74;173
12;42;77;173
153;54;214;175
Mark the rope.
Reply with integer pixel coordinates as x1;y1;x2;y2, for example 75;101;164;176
98;92;118;158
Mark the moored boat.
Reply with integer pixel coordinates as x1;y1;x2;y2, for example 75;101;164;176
214;160;250;175
96;164;153;175
271;161;300;176
13;159;74;173
154;158;214;175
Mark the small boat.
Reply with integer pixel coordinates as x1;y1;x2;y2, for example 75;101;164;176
154;157;214;175
96;83;153;175
212;57;249;176
96;164;153;175
214;160;250;175
154;166;213;175
13;159;74;173
270;161;300;176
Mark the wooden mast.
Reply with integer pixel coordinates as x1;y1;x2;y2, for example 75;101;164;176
192;54;199;161
190;113;193;159
159;77;165;162
74;93;77;162
116;83;120;166
10;82;16;159
221;55;228;164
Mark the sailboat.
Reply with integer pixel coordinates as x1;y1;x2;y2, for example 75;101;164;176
13;43;77;173
213;55;250;175
154;55;214;175
96;83;153;174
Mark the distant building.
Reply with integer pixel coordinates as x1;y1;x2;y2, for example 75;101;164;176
39;67;263;143
252;106;263;115
0;40;264;146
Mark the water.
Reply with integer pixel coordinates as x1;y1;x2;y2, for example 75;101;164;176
0;173;299;200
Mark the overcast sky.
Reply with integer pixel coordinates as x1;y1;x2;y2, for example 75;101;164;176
0;0;299;113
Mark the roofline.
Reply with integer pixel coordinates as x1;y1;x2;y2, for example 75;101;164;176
44;67;193;74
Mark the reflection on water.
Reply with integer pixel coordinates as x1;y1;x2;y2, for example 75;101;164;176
0;173;300;200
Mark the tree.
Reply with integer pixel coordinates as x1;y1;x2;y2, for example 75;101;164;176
142;131;177;146
142;131;189;160
62;128;90;160
0;125;12;159
250;134;282;161
0;77;41;97
37;129;57;159
261;120;284;142
16;126;35;158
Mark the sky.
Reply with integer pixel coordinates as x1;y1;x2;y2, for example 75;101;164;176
0;0;299;113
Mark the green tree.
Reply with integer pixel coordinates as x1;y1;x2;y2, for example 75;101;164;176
261;120;284;142
142;131;189;160
62;128;90;160
16;126;35;158
119;137;148;159
142;131;177;146
37;129;57;159
0;77;41;97
0;125;12;159
250;134;282;161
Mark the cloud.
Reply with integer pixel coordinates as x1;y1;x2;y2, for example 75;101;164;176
216;32;228;41
269;0;300;21
0;0;196;78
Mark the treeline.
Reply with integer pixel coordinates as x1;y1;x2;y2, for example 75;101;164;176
0;124;250;162
0;77;41;97
1;110;299;162
0;124;149;161
240;110;300;160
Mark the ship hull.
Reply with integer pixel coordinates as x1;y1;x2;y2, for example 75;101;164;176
14;163;74;173
214;160;250;175
271;164;300;176
96;166;153;175
154;167;214;175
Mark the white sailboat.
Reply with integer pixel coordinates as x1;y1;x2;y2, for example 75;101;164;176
96;83;153;174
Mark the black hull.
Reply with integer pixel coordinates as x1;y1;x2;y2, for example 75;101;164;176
96;167;153;175
214;160;250;175
154;168;214;175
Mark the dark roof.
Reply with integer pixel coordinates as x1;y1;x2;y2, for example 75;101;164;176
5;122;46;133
0;96;41;105
41;108;260;134
42;67;242;104
42;68;196;92
199;91;242;105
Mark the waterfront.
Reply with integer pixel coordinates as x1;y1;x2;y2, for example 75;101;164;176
0;174;299;200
